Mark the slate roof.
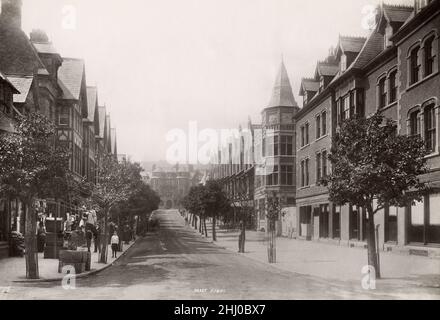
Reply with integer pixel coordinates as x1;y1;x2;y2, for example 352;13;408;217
111;128;117;155
267;61;297;108
351;32;385;70
0;22;47;75
0;71;19;93
32;42;59;55
86;86;98;122
58;58;85;100
6;75;34;103
299;78;320;96
383;4;413;24
105;114;111;150
316;63;339;77
97;106;106;138
339;36;367;53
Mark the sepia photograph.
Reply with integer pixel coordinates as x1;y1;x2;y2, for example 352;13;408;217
0;0;439;305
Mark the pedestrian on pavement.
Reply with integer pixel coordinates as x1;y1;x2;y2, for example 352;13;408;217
111;231;119;258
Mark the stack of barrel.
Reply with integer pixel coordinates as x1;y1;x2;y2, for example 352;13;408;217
44;217;64;259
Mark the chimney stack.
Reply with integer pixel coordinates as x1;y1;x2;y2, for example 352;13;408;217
1;0;22;29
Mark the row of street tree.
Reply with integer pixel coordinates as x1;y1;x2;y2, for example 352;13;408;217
0;112;160;279
184;113;428;279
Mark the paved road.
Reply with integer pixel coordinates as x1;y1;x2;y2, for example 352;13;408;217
0;210;428;300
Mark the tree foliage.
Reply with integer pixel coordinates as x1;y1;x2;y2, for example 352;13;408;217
320;113;428;278
0;112;70;279
321;113;428;213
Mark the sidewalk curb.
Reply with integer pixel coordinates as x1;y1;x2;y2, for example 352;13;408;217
12;238;139;284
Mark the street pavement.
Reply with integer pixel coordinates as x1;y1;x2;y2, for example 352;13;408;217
1;210;439;300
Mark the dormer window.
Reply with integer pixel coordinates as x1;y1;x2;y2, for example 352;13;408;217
319;76;325;91
340;54;347;72
385;25;393;47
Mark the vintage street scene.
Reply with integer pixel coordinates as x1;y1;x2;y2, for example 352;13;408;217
0;0;440;301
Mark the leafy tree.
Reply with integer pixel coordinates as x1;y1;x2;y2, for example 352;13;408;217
85;155;140;263
183;185;206;234
203;180;231;241
0;112;70;279
121;182;160;235
321;113;428;278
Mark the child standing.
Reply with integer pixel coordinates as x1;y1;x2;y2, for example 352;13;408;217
111;231;119;258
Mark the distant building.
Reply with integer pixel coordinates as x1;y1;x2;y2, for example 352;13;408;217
149;166;201;209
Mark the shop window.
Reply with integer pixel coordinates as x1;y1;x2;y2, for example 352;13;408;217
333;205;341;239
427;193;440;244
385;206;398;242
319;204;330;239
409;199;425;243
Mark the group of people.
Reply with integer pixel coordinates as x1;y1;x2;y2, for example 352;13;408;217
35;205;136;257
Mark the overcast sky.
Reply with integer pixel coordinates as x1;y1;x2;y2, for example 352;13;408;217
22;0;412;164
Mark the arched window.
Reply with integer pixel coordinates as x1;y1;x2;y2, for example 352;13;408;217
410;46;421;85
389;70;397;104
424;104;436;152
409;109;420;137
424;35;436;77
378;77;387;108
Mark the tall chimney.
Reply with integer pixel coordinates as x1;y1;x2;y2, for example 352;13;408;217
1;0;23;29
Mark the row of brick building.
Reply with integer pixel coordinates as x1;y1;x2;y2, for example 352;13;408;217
209;0;440;257
0;0;118;258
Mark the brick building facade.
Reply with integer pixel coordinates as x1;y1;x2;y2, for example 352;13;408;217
0;0;118;258
209;0;440;256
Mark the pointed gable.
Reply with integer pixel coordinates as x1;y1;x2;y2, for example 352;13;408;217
111;128;117;155
105;114;111;152
97;105;106;139
268;60;297;108
7;74;33;103
58;58;85;100
338;36;367;54
299;78;320;96
86;86;98;122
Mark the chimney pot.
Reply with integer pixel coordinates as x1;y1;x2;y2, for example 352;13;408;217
1;0;23;29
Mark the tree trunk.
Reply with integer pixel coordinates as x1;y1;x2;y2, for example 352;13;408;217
367;206;380;279
99;207;109;264
239;218;246;253
212;214;217;241
267;220;276;264
199;216;202;233
194;216;198;230
24;199;39;279
203;218;208;238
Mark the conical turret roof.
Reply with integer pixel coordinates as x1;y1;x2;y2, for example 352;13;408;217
268;60;297;108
